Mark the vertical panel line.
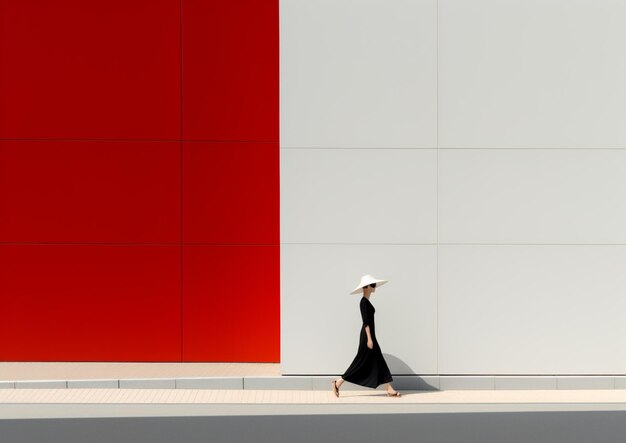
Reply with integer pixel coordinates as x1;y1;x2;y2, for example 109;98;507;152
277;0;281;364
435;0;439;375
180;0;184;362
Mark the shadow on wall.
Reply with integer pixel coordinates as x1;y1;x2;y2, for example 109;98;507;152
344;354;438;391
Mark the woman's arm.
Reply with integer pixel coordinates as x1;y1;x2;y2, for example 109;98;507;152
360;301;373;348
365;325;373;349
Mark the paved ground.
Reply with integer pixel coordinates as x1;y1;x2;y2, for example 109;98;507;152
4;387;626;406
5;363;626;423
0;362;280;380
3;391;626;443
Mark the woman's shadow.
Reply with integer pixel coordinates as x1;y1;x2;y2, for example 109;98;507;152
339;354;438;396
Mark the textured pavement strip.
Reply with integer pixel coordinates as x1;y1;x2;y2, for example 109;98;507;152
3;389;626;404
0;363;280;380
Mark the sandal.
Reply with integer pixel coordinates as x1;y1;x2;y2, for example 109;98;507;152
331;380;340;397
387;391;401;397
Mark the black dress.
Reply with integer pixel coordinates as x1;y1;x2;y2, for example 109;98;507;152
341;296;393;388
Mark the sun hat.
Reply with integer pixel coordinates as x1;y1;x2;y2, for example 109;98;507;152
350;274;388;295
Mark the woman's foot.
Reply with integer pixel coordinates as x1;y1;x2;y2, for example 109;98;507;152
385;385;401;397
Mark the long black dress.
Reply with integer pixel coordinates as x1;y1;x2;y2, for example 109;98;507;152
341;296;393;388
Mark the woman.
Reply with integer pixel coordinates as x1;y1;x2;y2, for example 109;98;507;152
332;274;401;397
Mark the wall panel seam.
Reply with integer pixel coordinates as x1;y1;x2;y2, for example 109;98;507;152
180;0;184;363
0;138;278;143
436;0;440;376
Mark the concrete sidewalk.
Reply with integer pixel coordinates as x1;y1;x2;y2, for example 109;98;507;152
0;362;280;380
4;388;626;419
6;386;626;405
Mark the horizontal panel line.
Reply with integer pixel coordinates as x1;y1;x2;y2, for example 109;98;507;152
437;374;626;377
439;243;626;246
281;146;626;150
288;373;626;376
440;147;626;150
0;360;280;364
0;138;277;144
280;243;626;246
1;373;617;376
183;243;278;246
184;140;278;144
0;138;180;143
280;147;436;150
280;243;438;245
286;373;426;377
0;242;279;246
0;242;181;246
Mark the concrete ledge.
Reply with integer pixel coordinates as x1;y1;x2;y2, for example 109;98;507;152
67;379;119;389
311;376;337;391
557;376;615;390
311;376;374;391
3;375;626;391
393;376;440;391
310;375;439;391
244;376;313;390
176;377;243;390
14;380;67;389
119;379;176;389
495;376;557;390
613;376;626;389
439;376;495;390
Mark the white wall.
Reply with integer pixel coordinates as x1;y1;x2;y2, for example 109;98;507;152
280;0;626;375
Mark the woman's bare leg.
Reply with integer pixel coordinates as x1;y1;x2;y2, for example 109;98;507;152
335;377;345;388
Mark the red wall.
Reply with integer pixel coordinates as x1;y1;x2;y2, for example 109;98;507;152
0;0;279;361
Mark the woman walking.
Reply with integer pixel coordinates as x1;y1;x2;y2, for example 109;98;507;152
332;274;401;397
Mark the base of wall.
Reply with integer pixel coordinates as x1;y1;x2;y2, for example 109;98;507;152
2;375;626;390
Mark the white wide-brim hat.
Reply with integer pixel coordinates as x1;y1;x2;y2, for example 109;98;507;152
350;274;388;295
